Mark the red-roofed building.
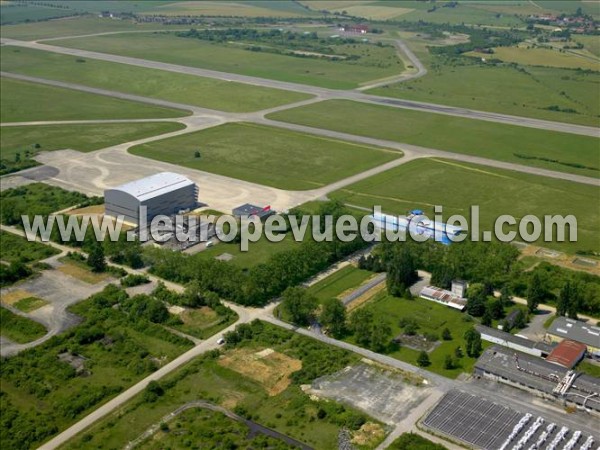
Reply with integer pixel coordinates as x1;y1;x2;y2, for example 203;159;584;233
546;339;587;368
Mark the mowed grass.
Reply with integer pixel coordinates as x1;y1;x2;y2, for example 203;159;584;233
2;47;312;112
268;99;600;178
467;46;600;71
1;122;184;159
129;122;401;190
13;297;49;313
0;307;47;344
49;32;403;89
369;60;600;127
329;158;600;253
1;77;187;122
307;265;374;303
344;291;484;379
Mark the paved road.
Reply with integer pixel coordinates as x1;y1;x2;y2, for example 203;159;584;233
2;38;598;137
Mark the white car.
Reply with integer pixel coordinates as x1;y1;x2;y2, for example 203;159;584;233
216;337;225;345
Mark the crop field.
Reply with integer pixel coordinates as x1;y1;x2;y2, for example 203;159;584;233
268;99;600;178
1;122;184;160
142;0;317;17
369;59;600;127
129;122;401;190
329;158;599;253
468;46;600;71
1;77;187;122
0;307;47;344
2;47;311;112
60;322;377;450
0;2;75;25
574;35;600;58
48;32;404;89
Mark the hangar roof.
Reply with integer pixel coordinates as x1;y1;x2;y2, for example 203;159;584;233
110;172;195;202
546;339;587;368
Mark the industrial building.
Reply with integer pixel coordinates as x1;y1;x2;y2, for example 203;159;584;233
419;284;467;310
546;340;587;369
546;317;600;358
232;203;273;220
104;172;198;225
476;325;555;357
475;346;600;415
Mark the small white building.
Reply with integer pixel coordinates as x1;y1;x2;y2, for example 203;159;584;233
419;286;467;311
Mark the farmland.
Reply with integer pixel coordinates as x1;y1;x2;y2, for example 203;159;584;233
268;99;600;178
369;57;600;127
1;77;187;122
1;122;184;160
1;47;312;112
129;122;401;190
48;31;404;89
329;158;599;253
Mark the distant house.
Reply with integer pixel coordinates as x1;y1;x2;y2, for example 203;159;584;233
341;24;369;34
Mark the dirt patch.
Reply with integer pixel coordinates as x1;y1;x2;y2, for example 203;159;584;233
1;289;35;305
519;245;600;276
57;262;110;284
168;305;186;316
351;422;386;447
219;347;302;396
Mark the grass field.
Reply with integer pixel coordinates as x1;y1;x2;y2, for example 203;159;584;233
0;2;75;25
307;265;375;303
574;35;600;58
12;296;49;313
0;231;60;263
0;307;47;343
268;99;600;178
194;233;303;269
467;46;600;71
1;122;184;159
1;77;187;122
49;32;404;89
129;122;401;190
2;47;312;112
369;58;600;127
329;158;600;253
61;322;371;450
171;306;237;340
345;290;485;378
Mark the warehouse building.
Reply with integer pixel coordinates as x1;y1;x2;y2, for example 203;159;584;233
546;340;587;369
105;172;198;225
476;325;555;357
475;346;600;414
232;203;273;220
546;317;600;358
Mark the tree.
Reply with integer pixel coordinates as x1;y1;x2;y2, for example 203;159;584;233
481;307;493;327
370;321;392;352
489;299;505;320
87;243;106;273
526;271;545;313
454;346;463;358
194;150;201;158
386;246;418;297
281;287;317;326
567;283;581;319
444;355;455;370
441;327;452;341
513;308;527;329
464;327;482;357
417;351;430;367
499;285;512;307
350;308;374;347
557;280;572;316
466;283;487;317
320;298;346;338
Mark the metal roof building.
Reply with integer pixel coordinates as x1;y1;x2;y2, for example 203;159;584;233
476;325;555;357
546;340;587;369
105;172;198;225
546;317;600;357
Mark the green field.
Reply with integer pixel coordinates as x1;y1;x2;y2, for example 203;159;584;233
369;59;600;127
345;290;485;378
129;122;401;190
307;265;375;302
61;321;377;450
1;77;187;122
268;99;600;178
12;297;49;313
0;231;60;263
48;31;404;89
2;47;312;112
170;306;237;340
574;35;600;58
329;158;600;253
1;122;184;160
468;46;600;71
194;234;303;269
0;307;47;344
0;2;75;25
